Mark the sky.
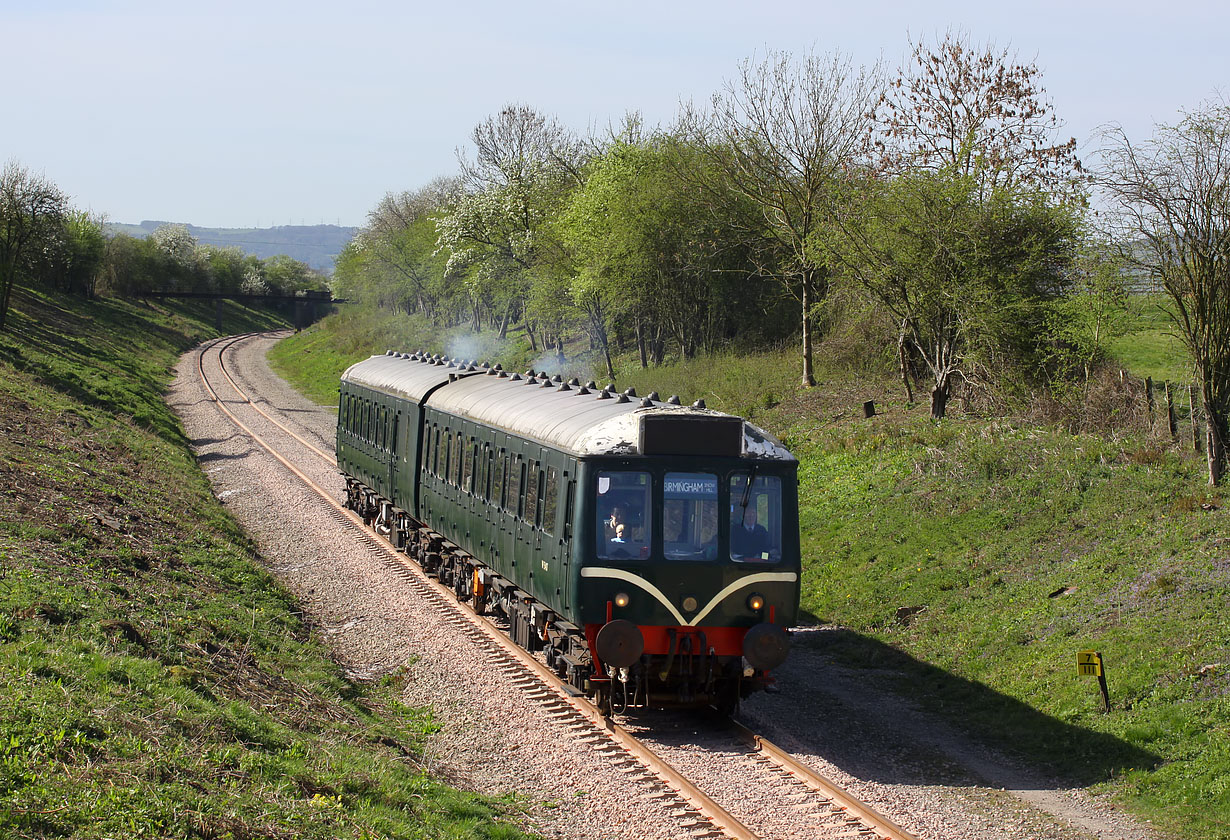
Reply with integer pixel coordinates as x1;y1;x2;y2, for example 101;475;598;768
2;0;1227;230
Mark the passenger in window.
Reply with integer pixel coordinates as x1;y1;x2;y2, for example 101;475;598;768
604;505;626;542
731;504;772;561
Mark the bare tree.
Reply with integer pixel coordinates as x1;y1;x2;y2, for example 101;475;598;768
458;104;584;191
1100;99;1230;484
876;31;1084;199
681;50;880;386
0;161;68;331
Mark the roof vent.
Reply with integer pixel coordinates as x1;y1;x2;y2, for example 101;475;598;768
494;363;503;371
577;386;590;395
667;395;681;405
693;399;706;409
640;397;653;407
624;387;637;398
498;370;509;378
617;393;630;403
385;350;395;356
541;379;554;388
597;388;612;400
646;391;659;401
526;376;539;386
569;377;580;387
486;366;497;375
552;374;563;383
585;380;597;389
558;383;571;392
510;373;522;381
525;369;536;378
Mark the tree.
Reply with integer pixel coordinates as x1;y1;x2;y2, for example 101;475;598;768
1100;100;1230;484
826;168;1079;418
437;105;584;346
680;50;880;386
560;133;754;375
359;180;458;320
1044;242;1130;386
0;161;68;330
828;32;1088;418
876;32;1084;201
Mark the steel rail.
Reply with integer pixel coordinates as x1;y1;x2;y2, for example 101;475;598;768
194;336;760;840
213;332;338;466
728;718;920;840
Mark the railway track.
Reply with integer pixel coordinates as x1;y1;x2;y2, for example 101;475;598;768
194;332;920;840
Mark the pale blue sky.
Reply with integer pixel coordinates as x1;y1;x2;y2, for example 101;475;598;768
3;0;1226;228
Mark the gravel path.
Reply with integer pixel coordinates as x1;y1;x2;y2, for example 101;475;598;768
167;333;1163;840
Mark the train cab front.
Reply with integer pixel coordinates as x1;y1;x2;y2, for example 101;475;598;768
578;466;800;713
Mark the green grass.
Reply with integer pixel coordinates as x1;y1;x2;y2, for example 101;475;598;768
1107;295;1194;384
268;297;1230;839
0;285;532;838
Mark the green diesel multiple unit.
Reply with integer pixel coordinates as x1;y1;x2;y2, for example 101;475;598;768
337;350;800;712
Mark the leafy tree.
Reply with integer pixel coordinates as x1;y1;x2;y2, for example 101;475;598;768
680;50;881;386
1045;242;1130;386
148;223;200;289
560;133;755;376
61;211;107;298
829;32;1088;418
437;105;585;349
359;181;458;321
0;160;68;330
826;168;1079;418
200;245;249;294
1100;99;1230;484
262;254;319;295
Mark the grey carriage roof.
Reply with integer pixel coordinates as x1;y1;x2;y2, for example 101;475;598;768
340;352;794;461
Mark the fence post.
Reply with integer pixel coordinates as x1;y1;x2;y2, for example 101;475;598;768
1145;377;1155;428
1166;382;1178;440
1191;384;1204;453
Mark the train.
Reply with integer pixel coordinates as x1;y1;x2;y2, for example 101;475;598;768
336;350;801;713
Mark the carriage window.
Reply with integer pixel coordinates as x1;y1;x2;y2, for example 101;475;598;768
596;471;651;560
452;432;463;486
543;467;558;535
493;450;506;508
515;457;527;518
525;461;540;526
729;473;782;563
443;429;452;480
462;439;476;492
664;473;718;561
430;427;440;476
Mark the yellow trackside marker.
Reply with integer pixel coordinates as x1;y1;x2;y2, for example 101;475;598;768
1077;650;1112;712
1077;650;1103;677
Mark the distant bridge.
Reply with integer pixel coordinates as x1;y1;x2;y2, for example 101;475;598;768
139;289;346;330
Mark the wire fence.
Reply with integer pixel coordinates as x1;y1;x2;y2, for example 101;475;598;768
1141;375;1205;452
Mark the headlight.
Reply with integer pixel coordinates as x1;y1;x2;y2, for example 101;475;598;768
747;593;765;612
613;592;630;608
682;596;698;612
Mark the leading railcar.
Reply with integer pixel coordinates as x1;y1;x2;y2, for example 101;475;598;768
337;351;800;713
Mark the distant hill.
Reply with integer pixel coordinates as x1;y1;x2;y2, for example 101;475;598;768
106;221;358;273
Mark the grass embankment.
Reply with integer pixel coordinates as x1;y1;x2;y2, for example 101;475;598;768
0;288;529;838
272;300;1229;840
